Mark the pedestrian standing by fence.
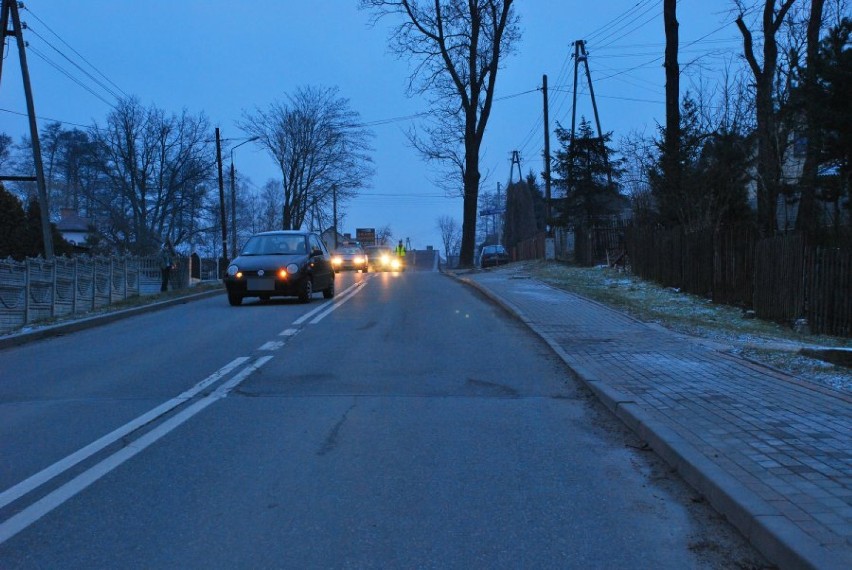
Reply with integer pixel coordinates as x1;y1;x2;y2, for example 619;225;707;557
160;240;176;292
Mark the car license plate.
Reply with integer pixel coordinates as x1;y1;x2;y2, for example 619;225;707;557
248;277;275;291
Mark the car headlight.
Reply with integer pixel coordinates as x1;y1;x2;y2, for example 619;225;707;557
286;263;300;274
227;264;239;277
381;254;390;264
353;256;364;264
332;256;342;265
390;258;401;269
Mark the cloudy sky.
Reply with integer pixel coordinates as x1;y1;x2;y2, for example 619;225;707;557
1;1;745;250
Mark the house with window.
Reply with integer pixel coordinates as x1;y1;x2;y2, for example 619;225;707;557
56;208;95;253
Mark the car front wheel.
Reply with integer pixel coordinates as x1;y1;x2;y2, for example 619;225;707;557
299;278;313;303
323;278;335;299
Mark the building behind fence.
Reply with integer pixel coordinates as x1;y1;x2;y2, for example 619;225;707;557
0;254;211;335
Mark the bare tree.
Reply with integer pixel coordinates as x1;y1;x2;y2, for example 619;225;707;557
735;0;797;235
361;0;521;267
436;214;460;261
376;224;394;245
239;86;374;231
89;97;212;253
793;0;826;233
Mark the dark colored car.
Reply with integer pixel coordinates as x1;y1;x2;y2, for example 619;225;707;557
331;245;368;272
364;245;403;272
479;244;510;268
223;230;335;306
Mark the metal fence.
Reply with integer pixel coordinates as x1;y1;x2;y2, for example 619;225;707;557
0;254;194;335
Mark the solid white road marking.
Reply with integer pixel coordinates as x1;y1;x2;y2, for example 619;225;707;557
0;356;273;545
310;279;368;324
291;281;363;325
0;357;250;511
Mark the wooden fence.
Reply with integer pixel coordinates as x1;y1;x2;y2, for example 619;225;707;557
625;224;852;337
511;233;547;262
807;246;852;336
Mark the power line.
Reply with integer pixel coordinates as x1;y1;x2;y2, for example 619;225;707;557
23;6;129;99
584;0;659;44
0;107;91;129
26;45;115;107
26;26;122;101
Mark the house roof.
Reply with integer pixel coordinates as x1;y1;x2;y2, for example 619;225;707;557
56;210;92;232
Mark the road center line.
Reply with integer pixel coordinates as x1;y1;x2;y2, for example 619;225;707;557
0;357;249;511
310;279;368;324
0;356;272;546
292;280;363;325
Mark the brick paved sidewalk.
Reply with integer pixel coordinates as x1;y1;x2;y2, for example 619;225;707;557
459;269;851;570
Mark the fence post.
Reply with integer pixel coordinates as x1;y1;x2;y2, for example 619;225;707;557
109;257;114;305
124;256;128;300
91;258;96;311
24;258;31;326
72;256;78;316
51;258;57;319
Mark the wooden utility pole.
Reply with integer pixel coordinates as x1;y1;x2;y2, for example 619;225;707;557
569;40;611;187
215;128;228;272
0;0;53;258
663;0;680;204
542;74;552;230
332;185;339;249
229;159;237;257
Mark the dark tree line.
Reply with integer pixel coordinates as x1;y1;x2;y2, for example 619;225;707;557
0;183;73;260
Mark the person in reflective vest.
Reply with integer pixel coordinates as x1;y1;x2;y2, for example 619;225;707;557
395;240;406;258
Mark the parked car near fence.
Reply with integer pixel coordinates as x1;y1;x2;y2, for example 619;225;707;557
479;244;510;268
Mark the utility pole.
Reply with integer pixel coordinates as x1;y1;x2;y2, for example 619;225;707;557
228;136;258;256
229;159;237;256
215;128;228;274
0;0;53;258
570;40;612;186
332;185;338;249
542;74;552;231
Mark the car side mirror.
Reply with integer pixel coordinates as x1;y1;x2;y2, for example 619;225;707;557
311;248;323;257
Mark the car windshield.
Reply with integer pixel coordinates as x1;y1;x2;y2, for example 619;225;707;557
241;235;307;255
366;247;391;255
335;247;363;255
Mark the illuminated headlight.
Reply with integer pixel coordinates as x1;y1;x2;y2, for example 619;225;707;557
390;258;401;270
227;264;239;277
353;256;364;264
332;256;342;265
278;268;288;279
381;254;390;264
286;263;300;274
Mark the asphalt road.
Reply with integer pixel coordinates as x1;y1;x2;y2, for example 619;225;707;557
0;269;765;568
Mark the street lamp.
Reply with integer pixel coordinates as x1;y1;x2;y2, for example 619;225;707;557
230;136;260;255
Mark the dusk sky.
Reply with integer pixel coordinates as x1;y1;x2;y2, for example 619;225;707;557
1;1;745;251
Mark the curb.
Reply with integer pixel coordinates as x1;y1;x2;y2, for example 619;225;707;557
0;288;224;351
446;269;847;570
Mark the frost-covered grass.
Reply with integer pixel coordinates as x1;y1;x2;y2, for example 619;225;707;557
523;260;851;394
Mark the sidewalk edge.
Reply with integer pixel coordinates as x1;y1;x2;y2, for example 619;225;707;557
449;270;847;570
